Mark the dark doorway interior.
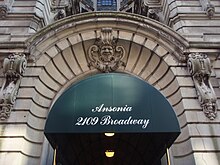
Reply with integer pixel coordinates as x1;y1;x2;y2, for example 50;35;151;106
47;132;177;165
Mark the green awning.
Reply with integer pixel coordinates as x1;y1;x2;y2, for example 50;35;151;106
45;73;180;134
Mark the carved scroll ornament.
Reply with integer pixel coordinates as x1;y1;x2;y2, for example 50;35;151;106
187;53;217;120
0;53;27;120
88;28;125;72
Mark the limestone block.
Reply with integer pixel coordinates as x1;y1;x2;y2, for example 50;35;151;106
214;87;220;98
46;46;59;58
39;69;60;91
147;76;157;85
118;31;133;41
0;137;42;157
45;60;67;85
53;53;74;80
172;139;193;157
33;92;51;108
81;30;96;41
185;111;220;123
133;48;151;75
56;39;69;50
0;153;23;165
0;124;44;143
188;124;220;137
30;102;48;118
176;77;194;87
182;99;201;110
35;79;56;99
35;54;51;66
20;77;37;87
35;36;59;53
173;100;184;116
17;88;36;98
174;124;190;143
117;40;131;66
62;47;82;75
177;111;188;128
14;99;32;110
214;69;220;78
180;87;197;98
0;111;28;123
140;54;160;79
148;61;169;84
72;43;90;72
163;54;179;66
26;126;44;143
133;34;145;45
155;45;168;57
27;114;46;130
194;152;220;165
0;20;30;27
23;67;43;77
210;77;219;87
170;66;189;76
161;79;179;97
156;70;174;89
68;34;82;45
144;39;157;51
167;90;182;106
172;152;196;165
191;137;220;151
125;43;141;72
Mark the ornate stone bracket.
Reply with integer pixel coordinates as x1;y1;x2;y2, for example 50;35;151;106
0;53;27;120
187;53;217;120
88;28;125;73
199;0;215;18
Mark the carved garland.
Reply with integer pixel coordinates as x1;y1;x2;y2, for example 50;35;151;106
0;53;27;120
88;28;125;72
187;53;217;120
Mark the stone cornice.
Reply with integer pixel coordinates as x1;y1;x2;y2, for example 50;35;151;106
25;12;189;62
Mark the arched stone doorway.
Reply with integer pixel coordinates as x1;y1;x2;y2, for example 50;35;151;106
44;73;180;165
22;12;189;164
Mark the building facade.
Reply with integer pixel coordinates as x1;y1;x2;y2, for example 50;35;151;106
0;0;220;164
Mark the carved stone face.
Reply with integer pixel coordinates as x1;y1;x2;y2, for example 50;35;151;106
100;45;114;62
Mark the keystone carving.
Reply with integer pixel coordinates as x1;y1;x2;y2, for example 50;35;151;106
187;53;217;120
0;5;9;19
0;53;27;120
88;28;125;72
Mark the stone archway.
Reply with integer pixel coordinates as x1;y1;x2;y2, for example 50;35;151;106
19;12;190;164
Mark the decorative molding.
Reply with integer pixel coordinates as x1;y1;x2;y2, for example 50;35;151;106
0;4;9;19
88;28;125;72
187;53;217;120
0;53;27;120
199;0;215;18
26;12;188;62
